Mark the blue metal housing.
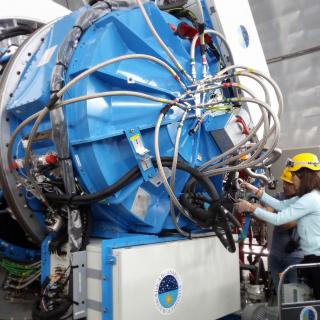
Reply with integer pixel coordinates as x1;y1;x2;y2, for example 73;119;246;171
0;190;40;262
6;3;231;236
0;238;40;262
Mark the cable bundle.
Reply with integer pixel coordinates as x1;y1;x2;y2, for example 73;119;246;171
0;258;40;290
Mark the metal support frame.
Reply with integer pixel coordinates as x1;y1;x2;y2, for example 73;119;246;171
278;262;320;320
0;22;54;244
41;235;52;283
72;250;87;319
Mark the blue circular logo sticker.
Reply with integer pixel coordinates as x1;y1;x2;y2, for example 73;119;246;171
154;269;182;315
238;25;250;48
300;306;318;320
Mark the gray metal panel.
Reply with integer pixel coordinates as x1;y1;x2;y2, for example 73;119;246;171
72;250;87;319
249;0;320;60
86;237;240;320
113;238;240;320
54;0;88;11
249;0;320;149
268;51;320;149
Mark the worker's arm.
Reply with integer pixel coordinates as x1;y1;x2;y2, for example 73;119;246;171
240;181;298;211
253;193;314;225
260;205;297;229
281;220;297;230
259;192;298;211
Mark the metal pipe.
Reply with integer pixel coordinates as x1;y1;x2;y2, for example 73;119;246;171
244;168;269;185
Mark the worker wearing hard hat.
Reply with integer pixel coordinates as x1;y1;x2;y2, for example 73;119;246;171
268;168;303;292
236;153;320;299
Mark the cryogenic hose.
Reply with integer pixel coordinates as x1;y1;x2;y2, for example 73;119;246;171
203;97;280;176
59;53;188;97
153;81;267;222
44;157;219;205
6;111;41;182
203;65;283;161
195;96;276;173
22;91;187;203
260;147;282;167
154;88;264;220
8;53;189;174
176;81;270;184
136;0;193;82
192;81;270;171
190;29;234;80
243;168;269;185
169;109;191;236
17;53;191;199
194;0;207;78
198;72;275;172
154;111;193;220
56;91;186;109
216;65;283;118
184;82;270;190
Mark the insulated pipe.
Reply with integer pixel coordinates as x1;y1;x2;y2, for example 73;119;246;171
135;0;193;82
202;66;283;163
243;168;269;185
154;111;193;220
216;65;283;118
204;97;280;176
194;0;207;78
20;91;187;203
259;147;282;168
59;53;188;97
198;72;273;172
195;82;269;172
8;52;189;176
153;85;261;220
190;29;234;80
169;110;191;236
153;81;269;208
17;54;191;201
198;99;276;172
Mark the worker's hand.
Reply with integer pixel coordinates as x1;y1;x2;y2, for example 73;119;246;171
240;181;258;193
234;200;257;214
240;181;263;198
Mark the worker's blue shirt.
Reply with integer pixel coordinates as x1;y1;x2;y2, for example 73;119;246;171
255;190;320;256
270;193;303;259
271;225;303;258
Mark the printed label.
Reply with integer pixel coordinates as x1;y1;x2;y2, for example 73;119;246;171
238;25;250;48
154;269;182;315
300;306;318;320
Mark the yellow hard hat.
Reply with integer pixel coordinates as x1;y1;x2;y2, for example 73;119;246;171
286;153;320;172
280;168;293;184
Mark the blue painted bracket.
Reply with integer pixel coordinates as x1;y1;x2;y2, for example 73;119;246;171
0;239;40;263
125;128;156;181
41;235;52;283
